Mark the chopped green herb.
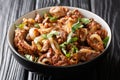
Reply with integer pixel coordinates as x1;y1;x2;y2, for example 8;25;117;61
45;12;58;22
49;17;58;22
72;20;84;32
59;18;90;58
60;42;67;48
80;18;90;24
61;47;71;58
34;57;38;62
25;54;38;62
43;11;51;18
65;53;71;58
41;34;47;39
72;45;78;53
70;37;78;43
60;32;78;57
47;31;59;38
47;13;52;17
34;23;40;28
67;32;73;43
25;54;33;61
61;48;67;54
60;42;78;58
60;42;68;57
34;31;59;44
67;32;78;43
103;36;109;47
16;23;26;29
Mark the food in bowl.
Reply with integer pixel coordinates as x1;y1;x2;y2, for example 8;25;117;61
14;6;109;66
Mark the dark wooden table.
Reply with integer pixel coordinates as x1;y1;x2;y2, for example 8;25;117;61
0;0;120;80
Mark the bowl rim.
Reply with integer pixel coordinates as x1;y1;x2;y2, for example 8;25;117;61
7;6;112;68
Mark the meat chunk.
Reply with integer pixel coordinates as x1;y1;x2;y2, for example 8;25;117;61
49;6;68;18
87;19;101;33
95;29;108;39
70;53;80;65
87;33;104;52
52;54;70;66
79;28;88;42
23;18;35;27
67;9;83;19
38;48;69;66
14;29;37;55
38;48;53;65
35;13;43;23
56;29;68;44
41;40;50;52
78;48;100;61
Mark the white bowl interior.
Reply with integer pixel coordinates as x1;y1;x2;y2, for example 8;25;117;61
8;6;111;60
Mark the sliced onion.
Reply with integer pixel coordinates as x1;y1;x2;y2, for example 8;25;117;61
48;37;62;54
34;36;44;44
90;34;102;42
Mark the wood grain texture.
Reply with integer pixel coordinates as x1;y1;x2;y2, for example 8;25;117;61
0;0;120;80
0;0;35;80
91;0;120;80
